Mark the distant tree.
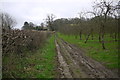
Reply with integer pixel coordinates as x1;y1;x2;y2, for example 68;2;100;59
22;21;29;30
0;12;16;30
78;12;85;40
34;26;41;30
82;12;97;43
112;1;119;41
41;23;44;30
29;22;34;29
22;21;34;30
46;14;55;31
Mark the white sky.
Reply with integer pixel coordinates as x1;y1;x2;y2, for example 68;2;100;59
0;0;94;29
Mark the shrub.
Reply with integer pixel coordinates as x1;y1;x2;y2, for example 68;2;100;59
2;29;51;56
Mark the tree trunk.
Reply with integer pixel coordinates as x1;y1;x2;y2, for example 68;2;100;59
99;28;101;42
91;34;94;40
101;33;105;49
91;29;93;40
79;31;82;40
114;32;117;42
101;25;105;50
99;34;101;42
84;33;91;43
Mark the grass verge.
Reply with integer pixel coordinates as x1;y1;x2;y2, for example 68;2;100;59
3;34;57;78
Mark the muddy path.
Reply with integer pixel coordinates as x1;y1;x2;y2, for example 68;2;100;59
55;36;119;78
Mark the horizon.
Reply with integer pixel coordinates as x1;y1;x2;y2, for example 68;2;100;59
0;0;94;29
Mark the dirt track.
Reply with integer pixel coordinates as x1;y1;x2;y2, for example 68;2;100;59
55;36;119;78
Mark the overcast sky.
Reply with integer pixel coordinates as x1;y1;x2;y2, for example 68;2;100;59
0;0;94;29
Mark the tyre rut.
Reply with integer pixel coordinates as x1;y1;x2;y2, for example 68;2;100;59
55;37;118;78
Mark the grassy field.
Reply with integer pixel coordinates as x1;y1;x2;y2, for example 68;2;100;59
58;33;119;69
3;35;57;78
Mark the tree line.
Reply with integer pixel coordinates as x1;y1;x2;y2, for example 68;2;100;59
1;0;119;50
51;0;119;49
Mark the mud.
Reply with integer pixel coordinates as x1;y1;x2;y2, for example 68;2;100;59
55;37;119;78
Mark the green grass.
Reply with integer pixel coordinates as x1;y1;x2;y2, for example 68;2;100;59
58;32;119;69
3;35;57;78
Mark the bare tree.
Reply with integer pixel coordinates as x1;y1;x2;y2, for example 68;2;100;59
0;12;16;30
112;1;119;41
78;12;85;40
46;14;56;31
93;0;117;49
83;12;96;43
